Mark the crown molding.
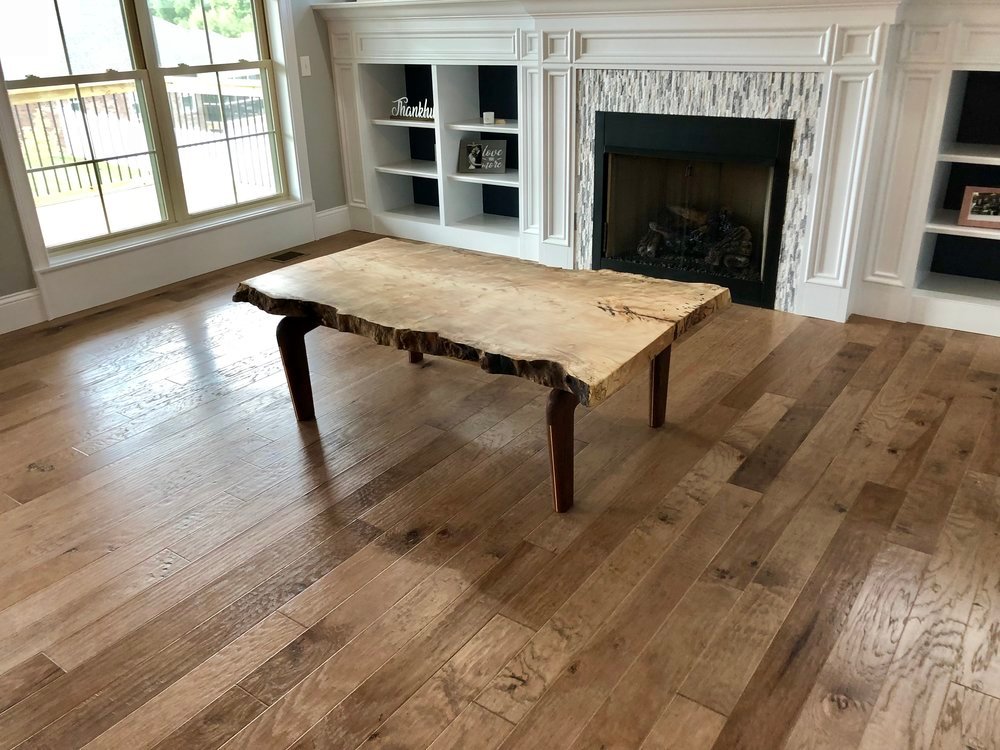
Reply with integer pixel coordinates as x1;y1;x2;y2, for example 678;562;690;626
315;0;907;23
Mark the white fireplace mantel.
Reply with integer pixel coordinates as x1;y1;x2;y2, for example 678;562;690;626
316;0;1000;332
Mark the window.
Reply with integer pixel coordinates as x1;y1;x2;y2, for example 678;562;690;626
0;0;285;251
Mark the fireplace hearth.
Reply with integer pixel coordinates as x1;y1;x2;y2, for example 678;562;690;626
592;112;794;308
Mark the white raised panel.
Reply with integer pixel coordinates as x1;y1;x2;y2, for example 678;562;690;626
956;26;1000;65
865;72;938;286
543;32;572;63
833;26;881;66
542;69;571;247
333;63;367;208
521;67;541;235
354;32;518;61
575;29;832;67
900;25;949;63
521;31;540;62
331;33;352;60
807;72;874;287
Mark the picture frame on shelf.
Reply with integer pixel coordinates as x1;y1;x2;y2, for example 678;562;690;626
457;139;507;174
958;186;1000;229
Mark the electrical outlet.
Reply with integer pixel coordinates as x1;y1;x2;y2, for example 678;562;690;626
299;56;311;77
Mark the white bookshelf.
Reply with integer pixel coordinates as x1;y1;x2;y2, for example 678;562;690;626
937;142;1000;166
357;62;522;256
449;169;519;187
914;70;1000;306
371;118;435;129
926;209;1000;241
375;160;438;179
448;119;519;134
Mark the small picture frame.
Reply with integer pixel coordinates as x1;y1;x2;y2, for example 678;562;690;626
457;139;507;174
959;186;1000;229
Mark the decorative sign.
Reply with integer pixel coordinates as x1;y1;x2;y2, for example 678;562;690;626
390;97;434;122
457;139;507;174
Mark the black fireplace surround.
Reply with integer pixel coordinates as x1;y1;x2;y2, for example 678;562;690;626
592;112;794;308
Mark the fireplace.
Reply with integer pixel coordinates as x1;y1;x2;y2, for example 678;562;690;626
592;112;795;308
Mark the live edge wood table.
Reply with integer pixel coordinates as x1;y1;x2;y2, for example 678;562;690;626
234;238;730;513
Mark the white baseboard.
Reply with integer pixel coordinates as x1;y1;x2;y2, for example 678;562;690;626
37;202;316;320
0;289;46;335
314;205;352;239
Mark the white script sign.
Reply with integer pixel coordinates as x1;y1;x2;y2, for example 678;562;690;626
390;97;435;122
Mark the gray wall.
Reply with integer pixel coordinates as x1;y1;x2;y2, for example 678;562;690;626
291;0;347;211
0;146;35;296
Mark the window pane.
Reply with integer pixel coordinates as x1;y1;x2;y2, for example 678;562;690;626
9;85;92;171
59;0;133;75
165;73;225;145
204;0;259;63
32;164;108;247
179;140;235;213
80;81;154;159
102;154;165;232
220;69;269;137
0;2;69;79
147;0;210;67
230;134;277;203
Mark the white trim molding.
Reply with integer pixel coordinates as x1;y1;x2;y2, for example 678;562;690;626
0;290;46;336
36;202;315;320
314;206;352;239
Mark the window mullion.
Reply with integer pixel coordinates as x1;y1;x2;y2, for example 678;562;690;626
50;0;74;76
73;83;113;235
128;0;190;224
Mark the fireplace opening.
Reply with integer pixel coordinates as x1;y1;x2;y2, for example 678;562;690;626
592;112;794;308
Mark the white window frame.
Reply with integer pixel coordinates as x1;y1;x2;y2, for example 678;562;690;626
0;0;312;271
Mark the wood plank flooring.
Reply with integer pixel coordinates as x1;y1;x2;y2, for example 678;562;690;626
0;230;998;749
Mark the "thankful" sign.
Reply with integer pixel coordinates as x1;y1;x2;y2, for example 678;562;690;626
390;97;435;122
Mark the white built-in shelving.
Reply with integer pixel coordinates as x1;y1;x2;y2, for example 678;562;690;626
449;169;519;188
926;209;1000;241
374;160;438;178
447;119;519;134
937;142;1000;166
371;118;436;129
357;62;522;257
913;70;1000;309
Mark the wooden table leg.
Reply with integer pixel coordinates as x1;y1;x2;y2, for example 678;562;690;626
276;316;321;421
649;345;671;428
547;389;579;513
408;351;424;364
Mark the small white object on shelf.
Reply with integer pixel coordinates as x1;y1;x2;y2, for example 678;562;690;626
483;111;495;124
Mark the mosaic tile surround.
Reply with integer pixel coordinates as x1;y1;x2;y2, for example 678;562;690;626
576;69;824;311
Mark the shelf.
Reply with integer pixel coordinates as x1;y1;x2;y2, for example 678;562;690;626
449;213;520;236
371;118;436;130
374;160;438;179
926;209;1000;240
448;169;519;188
447;119;519;134
380;203;440;225
938;142;1000;166
916;271;1000;304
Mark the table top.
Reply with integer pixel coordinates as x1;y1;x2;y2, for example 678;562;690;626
234;238;730;406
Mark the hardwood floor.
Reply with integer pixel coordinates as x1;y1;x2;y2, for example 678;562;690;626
0;230;998;749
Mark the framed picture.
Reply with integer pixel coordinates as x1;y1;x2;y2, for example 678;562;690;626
457;139;507;174
959;186;1000;229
